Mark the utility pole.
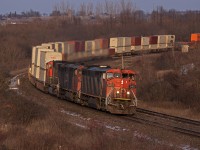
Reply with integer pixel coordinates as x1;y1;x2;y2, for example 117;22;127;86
121;54;124;69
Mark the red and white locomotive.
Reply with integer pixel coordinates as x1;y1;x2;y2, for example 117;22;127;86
29;61;137;115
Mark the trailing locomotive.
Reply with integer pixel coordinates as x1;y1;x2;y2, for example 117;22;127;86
29;60;137;115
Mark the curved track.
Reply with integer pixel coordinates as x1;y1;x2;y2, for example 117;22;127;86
124;108;200;138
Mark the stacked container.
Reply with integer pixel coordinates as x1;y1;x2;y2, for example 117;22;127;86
141;36;150;50
157;35;167;49
67;41;85;52
42;43;56;50
110;37;131;53
85;40;95;58
94;38;109;56
166;35;175;48
35;49;54;80
31;46;53;78
149;36;158;50
191;33;200;42
131;37;141;51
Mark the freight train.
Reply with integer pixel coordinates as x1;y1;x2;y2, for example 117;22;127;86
29;60;137;114
29;34;176;114
35;34;175;62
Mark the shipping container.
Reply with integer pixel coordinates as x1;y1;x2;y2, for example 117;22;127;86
158;43;167;49
95;38;109;50
149;44;158;50
167;35;175;44
40;51;62;69
35;48;54;66
110;38;119;48
35;66;40;79
32;46;50;64
142;45;150;50
31;64;35;76
141;37;150;46
85;40;95;52
110;37;131;48
41;43;56;49
55;42;74;54
131;45;142;51
149;36;158;44
131;37;141;46
157;35;167;44
55;42;62;53
191;33;200;42
181;45;189;53
67;41;85;52
39;68;46;82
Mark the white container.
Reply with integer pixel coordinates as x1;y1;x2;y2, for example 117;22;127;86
32;46;50;64
40;51;62;69
167;35;175;44
35;66;40;79
142;45;150;50
149;44;158;50
158;43;167;49
181;45;189;53
36;49;54;67
110;38;118;48
157;35;167;44
85;40;95;52
39;68;46;82
32;47;36;64
42;43;56;49
124;37;131;46
131;45;142;51
114;47;123;53
31;64;35;76
141;37;150;46
166;35;175;48
55;42;62;53
66;43;75;55
110;37;131;48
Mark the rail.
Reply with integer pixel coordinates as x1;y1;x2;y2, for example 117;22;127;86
123;108;200;138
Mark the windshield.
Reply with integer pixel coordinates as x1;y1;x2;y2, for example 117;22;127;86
114;73;121;78
107;73;113;79
107;72;121;79
122;73;129;78
122;73;135;80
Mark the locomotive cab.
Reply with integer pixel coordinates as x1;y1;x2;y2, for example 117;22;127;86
105;69;137;114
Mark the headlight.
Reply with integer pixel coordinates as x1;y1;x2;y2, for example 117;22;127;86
127;91;130;95
117;91;120;94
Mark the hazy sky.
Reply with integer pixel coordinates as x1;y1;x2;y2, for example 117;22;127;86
0;0;200;14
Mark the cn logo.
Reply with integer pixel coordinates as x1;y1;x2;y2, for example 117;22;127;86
121;80;123;85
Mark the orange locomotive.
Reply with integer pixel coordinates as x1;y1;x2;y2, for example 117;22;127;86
81;65;137;114
31;61;137;115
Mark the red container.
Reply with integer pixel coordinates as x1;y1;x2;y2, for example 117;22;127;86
149;36;158;44
95;38;109;49
108;48;115;56
67;41;85;52
131;37;141;46
101;38;109;49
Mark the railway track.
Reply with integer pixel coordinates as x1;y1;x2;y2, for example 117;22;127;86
123;108;200;138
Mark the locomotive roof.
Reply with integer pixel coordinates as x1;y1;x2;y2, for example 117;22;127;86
85;65;111;72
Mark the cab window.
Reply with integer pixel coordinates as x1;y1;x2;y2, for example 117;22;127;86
107;73;113;79
122;73;129;78
129;74;135;80
114;73;121;78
